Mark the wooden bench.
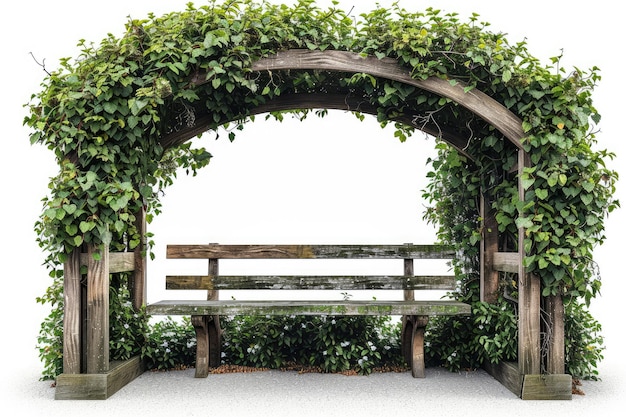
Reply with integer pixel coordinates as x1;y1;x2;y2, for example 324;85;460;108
146;244;471;378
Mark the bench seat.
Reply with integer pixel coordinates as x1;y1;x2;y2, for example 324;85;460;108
147;299;471;316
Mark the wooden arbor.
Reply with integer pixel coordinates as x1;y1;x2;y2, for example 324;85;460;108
55;50;571;400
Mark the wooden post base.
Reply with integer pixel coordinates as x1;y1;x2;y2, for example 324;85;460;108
483;361;572;400
55;356;145;400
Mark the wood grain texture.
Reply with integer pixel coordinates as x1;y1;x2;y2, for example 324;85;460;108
165;274;457;290
63;249;82;374
86;244;110;374
146;300;471;316
167;243;455;259
161;50;525;152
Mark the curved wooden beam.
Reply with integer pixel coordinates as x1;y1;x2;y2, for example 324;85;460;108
251;50;524;148
160;92;473;157
161;49;524;151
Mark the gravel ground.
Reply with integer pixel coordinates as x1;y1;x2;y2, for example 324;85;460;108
4;353;622;417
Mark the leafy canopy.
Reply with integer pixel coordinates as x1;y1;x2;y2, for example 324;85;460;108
24;0;618;305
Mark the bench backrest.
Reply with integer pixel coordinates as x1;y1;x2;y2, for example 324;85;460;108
164;244;457;293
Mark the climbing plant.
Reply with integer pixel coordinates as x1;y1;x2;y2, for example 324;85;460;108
25;0;618;377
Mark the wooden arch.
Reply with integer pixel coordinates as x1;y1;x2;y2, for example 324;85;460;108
57;49;569;400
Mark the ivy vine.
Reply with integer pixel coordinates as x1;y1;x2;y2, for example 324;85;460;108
25;0;617;337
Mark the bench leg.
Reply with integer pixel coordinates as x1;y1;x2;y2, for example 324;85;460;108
401;316;412;365
404;315;429;378
192;315;210;378
208;315;221;368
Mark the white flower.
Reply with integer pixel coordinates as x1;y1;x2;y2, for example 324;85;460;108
323;350;328;356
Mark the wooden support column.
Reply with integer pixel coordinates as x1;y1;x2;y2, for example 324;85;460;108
401;256;414;362
207;244;221;367
480;193;499;303
517;149;541;375
131;206;147;310
63;248;82;374
545;294;565;374
86;244;110;374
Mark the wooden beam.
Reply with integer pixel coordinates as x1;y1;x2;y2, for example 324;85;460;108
480;194;499;303
80;252;134;274
483;361;523;398
165;274;457;290
131;206;147;310
146;300;471;316
160;93;474;158
161;50;525;152
493;252;520;273
86;244;110;374
521;374;572;400
167;244;455;260
250;50;525;147
55;356;145;400
545;294;566;374
517;149;541;375
63;249;82;374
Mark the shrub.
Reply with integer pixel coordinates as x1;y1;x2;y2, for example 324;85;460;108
142;316;196;371
220;314;404;374
564;300;604;380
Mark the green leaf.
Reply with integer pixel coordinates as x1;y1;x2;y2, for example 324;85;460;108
79;221;95;233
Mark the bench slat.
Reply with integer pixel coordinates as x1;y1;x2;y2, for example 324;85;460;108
165;275;457;290
146;300;471;317
167;244;455;260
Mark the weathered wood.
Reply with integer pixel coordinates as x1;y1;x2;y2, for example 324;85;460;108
410;316;429;378
545;294;565;374
521;374;572;400
166;274;457;290
131;206;147;310
207;256;221;368
146;299;471;316
483;361;523;398
86;244;110;374
161;93;474;158
480;194;499;303
493;252;519;273
253;51;524;147
191;315;210;378
153;243;470;379
63;249;82;374
166;50;523;151
55;356;145;400
80;251;134;274
517;149;541;375
167;244;455;260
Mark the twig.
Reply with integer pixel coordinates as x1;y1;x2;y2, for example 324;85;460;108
29;52;51;76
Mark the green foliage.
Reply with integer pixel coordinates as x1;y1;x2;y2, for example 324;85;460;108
25;0;617;378
36;271;64;381
220;314;403;374
142;317;196;371
564;300;604;380
109;281;150;361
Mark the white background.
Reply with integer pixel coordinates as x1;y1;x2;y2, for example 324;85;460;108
1;0;623;408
